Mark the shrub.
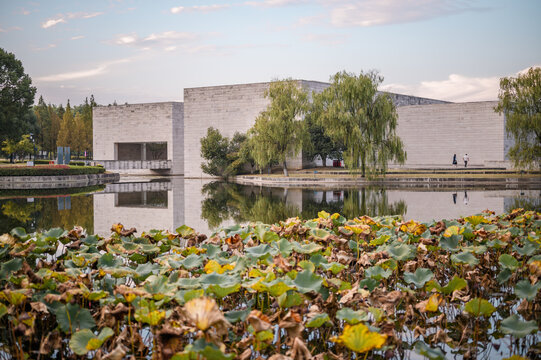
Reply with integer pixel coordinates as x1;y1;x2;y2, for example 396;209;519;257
0;165;105;176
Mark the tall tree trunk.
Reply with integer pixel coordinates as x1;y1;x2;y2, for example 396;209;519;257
322;155;326;167
283;161;289;177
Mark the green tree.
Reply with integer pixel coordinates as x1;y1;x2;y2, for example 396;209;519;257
200;127;230;178
249;79;309;176
1;134;35;160
305;110;343;167
0;48;37;161
495;67;541;169
313;71;406;177
57;101;75;148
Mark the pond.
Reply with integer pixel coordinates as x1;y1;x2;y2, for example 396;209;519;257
1;177;540;237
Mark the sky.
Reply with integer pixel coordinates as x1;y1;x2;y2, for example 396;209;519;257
1;0;540;106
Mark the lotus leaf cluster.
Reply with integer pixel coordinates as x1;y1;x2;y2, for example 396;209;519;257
0;208;540;359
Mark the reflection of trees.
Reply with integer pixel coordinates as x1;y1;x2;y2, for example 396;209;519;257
505;196;541;213
1;200;41;223
201;182;407;229
201;182;299;229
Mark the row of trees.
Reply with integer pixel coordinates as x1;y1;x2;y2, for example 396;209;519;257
201;71;407;178
0;48;95;162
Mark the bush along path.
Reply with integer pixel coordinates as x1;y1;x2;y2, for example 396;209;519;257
0;209;540;360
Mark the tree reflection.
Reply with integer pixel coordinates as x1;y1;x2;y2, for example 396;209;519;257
0;195;94;234
201;182;407;229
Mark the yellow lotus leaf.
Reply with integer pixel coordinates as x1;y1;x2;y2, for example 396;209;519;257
204;260;234;274
443;226;463;237
345;224;371;235
111;223;123;234
183;296;230;331
399;220;427;236
529;260;541;277
332;323;387;353
415;293;442;313
356;215;377;226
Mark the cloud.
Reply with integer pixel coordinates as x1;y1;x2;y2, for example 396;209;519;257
171;4;231;13
71;35;85;40
245;0;307;7
111;31;198;51
328;0;484;27
42;18;66;28
36;58;131;82
41;12;104;29
380;66;540;102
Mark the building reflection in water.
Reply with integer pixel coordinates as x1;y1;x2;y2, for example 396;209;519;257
2;179;539;238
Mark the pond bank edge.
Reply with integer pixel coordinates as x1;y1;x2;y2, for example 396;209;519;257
0;172;120;190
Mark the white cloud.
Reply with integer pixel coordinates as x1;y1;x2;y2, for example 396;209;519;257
322;0;484;27
111;31;198;51
36;58;131;82
381;66;540;102
171;4;231;13
245;0;306;7
41;12;104;29
42;18;66;29
71;35;85;40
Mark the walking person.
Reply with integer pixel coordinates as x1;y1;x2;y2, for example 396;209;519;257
452;154;457;167
463;153;469;168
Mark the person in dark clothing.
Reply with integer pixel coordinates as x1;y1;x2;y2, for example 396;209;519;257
452;154;457;167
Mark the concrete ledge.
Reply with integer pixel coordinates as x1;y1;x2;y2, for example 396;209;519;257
233;175;541;189
0;172;120;189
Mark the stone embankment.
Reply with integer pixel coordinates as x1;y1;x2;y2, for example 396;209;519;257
0;173;120;189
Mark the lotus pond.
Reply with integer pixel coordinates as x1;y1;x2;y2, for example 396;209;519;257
0;209;540;360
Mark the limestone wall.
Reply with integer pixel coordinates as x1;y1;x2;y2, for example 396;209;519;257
395;101;505;167
93;102;184;175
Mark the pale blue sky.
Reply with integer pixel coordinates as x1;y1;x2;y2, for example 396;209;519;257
1;0;539;105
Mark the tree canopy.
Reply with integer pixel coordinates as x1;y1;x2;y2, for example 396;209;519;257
0;48;37;143
313;71;406;177
249;79;308;176
495;67;541;169
200;127;251;179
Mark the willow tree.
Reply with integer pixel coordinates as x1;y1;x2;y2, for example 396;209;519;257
249;79;308;176
313;71;406;177
495;67;541;169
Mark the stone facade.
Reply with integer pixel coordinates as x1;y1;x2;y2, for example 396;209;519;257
395;101;506;167
93;81;511;177
93;102;184;175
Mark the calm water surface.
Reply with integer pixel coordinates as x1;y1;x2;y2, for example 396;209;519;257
1;177;540;237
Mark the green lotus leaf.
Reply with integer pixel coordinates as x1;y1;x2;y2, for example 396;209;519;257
130;253;148;265
179;254;204;270
53;303;96;333
321;262;346;275
497;268;513;284
443;226;462;238
0;303;7;319
404;268;434;288
499;254;519;271
44;228;67;240
387;243;415;261
462;245;487;255
200;273;240;288
298;260;316;272
515;280;541;301
207;283;241;299
10;227;29;240
134;299;165;326
278;290;304;308
513;240;539;256
441;276;467;295
140;243;160;255
327;278;352;291
439;235;460;252
365;266;392;281
176;225;195;238
310;253;328;267
465;215;489;227
464;298;496;317
70;327;114;355
276;238;293;257
293;269;323;294
310;228;332;241
500;314;539;338
0;258;22;280
82;235;98;245
306;312;330;328
336;308;370;325
370;235;390;246
1;289;27;306
245;244;276;258
97;253;124;268
451;251;479;266
359;278;379;292
135;262;161;280
224;308;251;323
144;275;177;299
175;278;202;290
291;241;323;254
415;341;445;360
87;291;108;301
